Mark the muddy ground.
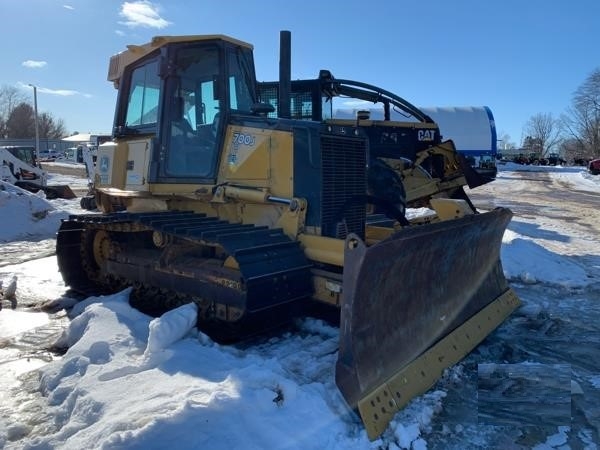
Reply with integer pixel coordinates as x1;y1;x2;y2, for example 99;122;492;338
1;167;599;448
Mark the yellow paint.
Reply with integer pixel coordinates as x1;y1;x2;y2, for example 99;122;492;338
96;141;128;189
125;140;151;191
108;34;253;87
311;273;343;306
357;289;521;440
365;225;396;244
430;198;474;220
298;234;345;267
220;126;294;198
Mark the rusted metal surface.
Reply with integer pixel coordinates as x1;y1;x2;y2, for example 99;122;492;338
336;207;513;410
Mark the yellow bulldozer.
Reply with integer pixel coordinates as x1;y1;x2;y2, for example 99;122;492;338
57;31;520;439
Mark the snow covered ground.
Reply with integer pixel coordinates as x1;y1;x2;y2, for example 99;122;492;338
0;165;599;449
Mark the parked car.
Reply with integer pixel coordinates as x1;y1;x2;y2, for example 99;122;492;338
589;158;600;175
37;149;63;161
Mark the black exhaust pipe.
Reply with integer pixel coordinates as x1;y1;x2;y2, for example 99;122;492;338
279;30;291;119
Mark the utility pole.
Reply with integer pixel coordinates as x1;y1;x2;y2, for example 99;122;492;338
28;84;40;152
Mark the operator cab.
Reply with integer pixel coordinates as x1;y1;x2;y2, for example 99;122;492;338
112;36;258;183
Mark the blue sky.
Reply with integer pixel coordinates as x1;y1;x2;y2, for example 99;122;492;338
1;0;598;145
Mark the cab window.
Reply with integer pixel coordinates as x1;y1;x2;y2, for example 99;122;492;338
125;61;160;127
227;50;255;113
166;46;221;178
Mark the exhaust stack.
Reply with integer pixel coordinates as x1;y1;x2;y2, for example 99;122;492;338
278;30;291;119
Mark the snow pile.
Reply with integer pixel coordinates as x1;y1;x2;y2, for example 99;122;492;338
499;161;600;186
2;165;599;449
144;302;198;358
6;288;444;449
0;181;68;242
1;275;17;300
385;390;446;450
501;229;589;288
494;164;599;288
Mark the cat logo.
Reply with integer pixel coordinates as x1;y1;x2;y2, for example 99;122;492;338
417;130;436;142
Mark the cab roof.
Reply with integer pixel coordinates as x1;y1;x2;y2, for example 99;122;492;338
108;34;253;86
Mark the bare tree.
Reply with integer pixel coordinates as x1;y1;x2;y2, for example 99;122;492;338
0;85;28;137
522;135;543;153
563;68;600;159
39;112;67;139
0;85;27;118
496;131;516;152
0;84;69;140
523;113;562;157
560;138;587;164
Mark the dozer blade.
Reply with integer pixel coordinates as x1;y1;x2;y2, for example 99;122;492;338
335;207;520;439
43;184;77;199
14;181;76;199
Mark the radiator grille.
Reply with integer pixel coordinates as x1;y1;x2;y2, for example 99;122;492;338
321;135;367;239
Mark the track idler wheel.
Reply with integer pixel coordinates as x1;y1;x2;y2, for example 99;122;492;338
91;230;111;268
